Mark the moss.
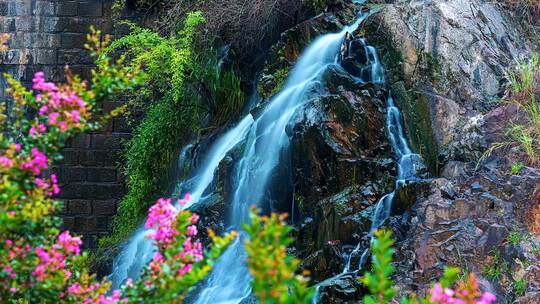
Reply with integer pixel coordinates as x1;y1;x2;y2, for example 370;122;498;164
258;67;290;100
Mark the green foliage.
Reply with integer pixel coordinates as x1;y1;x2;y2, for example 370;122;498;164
106;12;205;104
482;249;509;280
511;162;525;174
513;278;527;297
507;231;525;244
244;208;314;304
101;11;247;251
103;98;198;248
483;53;540;165
361;229;397;304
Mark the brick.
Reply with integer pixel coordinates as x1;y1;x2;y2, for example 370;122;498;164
68;199;92;215
93;200;117;215
8;1;32;16
56;1;77;16
79;150;122;166
2;49;31;64
60;32;85;48
60;182;124;200
14;16;35;32
32;49;57;64
66;134;91;149
23;33;60;48
59;166;88;182
91;134;129;150
78;1;102;17
0;2;8;16
113;117;131;133
34;1;55;16
57;48;92;65
87;167;117;182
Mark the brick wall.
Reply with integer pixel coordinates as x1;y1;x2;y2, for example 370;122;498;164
1;0;138;249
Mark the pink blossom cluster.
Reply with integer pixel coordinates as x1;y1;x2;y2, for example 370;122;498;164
32;231;81;281
145;198;180;246
1;240;32;293
66;282;127;304
31;71;88;134
430;283;496;304
19;148;48;175
35;174;60;196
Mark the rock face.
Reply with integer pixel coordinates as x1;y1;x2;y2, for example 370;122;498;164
190;0;540;302
365;0;531;172
393;159;540;302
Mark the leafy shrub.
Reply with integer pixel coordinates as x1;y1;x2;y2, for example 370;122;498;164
115;0;318;62
244;208;313;303
101;12;247;250
0;30;235;303
483;54;540;165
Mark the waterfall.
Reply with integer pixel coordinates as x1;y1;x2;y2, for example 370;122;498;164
341;38;424;274
110;2;410;302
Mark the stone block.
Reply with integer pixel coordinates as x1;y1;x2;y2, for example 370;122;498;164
87;167;117;182
64;17;98;33
57;1;78;16
14;16;35;32
79;150;121;166
66;134;91;149
63;216;75;231
68;199;92;215
2;49;31;64
58;149;79;165
60;32;86;48
32;49;57;65
58;166;88;182
8;1;32;16
93;199;117;215
23;33;60;48
41;16;69;33
34;1;55;16
0;17;15;32
0;2;8;16
61;182;124;200
78;1;102;17
58;48;92;65
113;117;130;133
5;32;24;48
91;133;128;150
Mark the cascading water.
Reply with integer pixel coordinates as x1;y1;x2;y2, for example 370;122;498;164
110;2;416;302
341;37;424;274
111;8;370;302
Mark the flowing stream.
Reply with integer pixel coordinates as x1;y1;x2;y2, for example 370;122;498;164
110;3;420;302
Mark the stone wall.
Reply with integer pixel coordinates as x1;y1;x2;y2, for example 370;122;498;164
1;0;137;249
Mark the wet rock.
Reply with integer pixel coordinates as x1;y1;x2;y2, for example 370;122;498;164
317;273;364;303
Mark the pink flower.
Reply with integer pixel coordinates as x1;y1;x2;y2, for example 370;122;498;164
189;214;199;224
477;292;496;304
187;225;198;236
0;156;13;168
57;231;82;255
32;71;58;92
48;112;60;126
